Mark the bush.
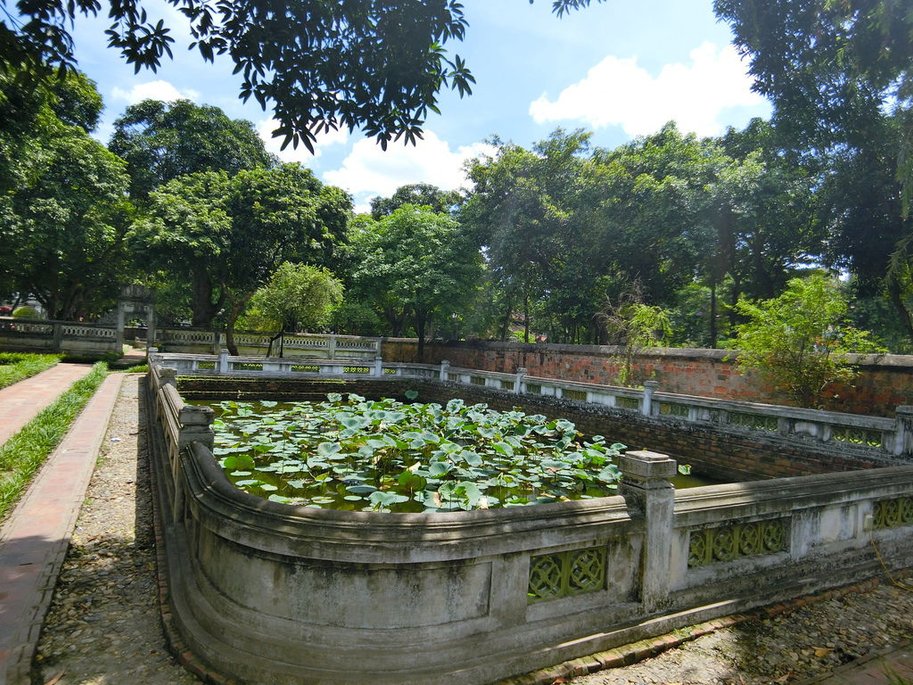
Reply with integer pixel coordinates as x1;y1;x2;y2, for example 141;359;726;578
732;273;883;407
12;305;40;319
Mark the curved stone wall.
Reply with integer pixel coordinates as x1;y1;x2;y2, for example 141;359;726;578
147;360;913;684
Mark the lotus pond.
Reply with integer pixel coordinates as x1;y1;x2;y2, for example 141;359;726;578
209;392;693;513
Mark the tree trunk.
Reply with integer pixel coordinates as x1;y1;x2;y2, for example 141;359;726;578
887;276;913;343
223;297;249;356
709;280;718;349
266;329;284;357
415;311;427;361
191;270;222;327
498;293;513;341
523;293;530;343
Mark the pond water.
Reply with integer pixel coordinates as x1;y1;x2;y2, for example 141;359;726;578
205;394;709;513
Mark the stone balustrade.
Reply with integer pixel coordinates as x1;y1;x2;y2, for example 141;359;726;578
0;316;120;355
150;351;913;462
144;354;913;684
156;328;382;359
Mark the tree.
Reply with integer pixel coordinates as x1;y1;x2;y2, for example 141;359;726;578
731;273;882;408
129;164;350;345
349;205;482;358
242;262;344;357
3;1;475;152
109;99;275;199
370;184;461;220
0;65;102;193
714;0;912;165
0;71;132;319
2;1;608;151
704;119;823;345
715;0;913;345
462;130;596;343
598;282;672;386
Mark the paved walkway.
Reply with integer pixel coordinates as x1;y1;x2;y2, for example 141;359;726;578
0;364;93;445
0;368;124;685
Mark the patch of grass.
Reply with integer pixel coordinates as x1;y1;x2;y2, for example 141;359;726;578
0;362;108;522
119;363;148;374
0;353;61;390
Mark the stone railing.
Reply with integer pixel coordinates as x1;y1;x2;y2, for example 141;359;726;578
0;316;120;355
150;351;913;463
156;328;381;359
145;354;913;684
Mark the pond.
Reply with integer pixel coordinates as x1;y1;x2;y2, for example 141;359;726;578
208;393;699;513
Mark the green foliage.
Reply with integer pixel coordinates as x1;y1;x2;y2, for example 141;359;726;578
241;262;344;335
4;1;479;153
130;164;350;329
715;1;913;342
599;284;673;386
732;274;884;407
0;353;60;389
348;205;482;355
369;183;461;220
0;101;133;319
212;394;626;512
0;362;107;522
329;300;384;337
109;99;275;199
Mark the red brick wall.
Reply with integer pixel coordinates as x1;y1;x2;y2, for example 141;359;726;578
381;339;913;417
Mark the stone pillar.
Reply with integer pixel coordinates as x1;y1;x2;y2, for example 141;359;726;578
146;305;157;351
894;406;913;457
328;334;338;360
440;360;450;381
641;380;658;417
514;367;527;394
115;301;126;349
179;404;215;449
158;366;177;387
218;348;229;374
619;449;677;613
374;356;383;377
52;323;63;352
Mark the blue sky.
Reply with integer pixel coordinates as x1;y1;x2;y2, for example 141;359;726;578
72;0;771;211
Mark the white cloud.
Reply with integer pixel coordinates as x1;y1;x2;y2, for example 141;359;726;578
111;80;199;105
322;131;496;212
256;119;349;162
529;43;768;138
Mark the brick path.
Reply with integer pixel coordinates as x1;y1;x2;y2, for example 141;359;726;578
0;368;124;685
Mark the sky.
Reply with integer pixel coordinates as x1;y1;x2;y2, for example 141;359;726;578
71;0;771;211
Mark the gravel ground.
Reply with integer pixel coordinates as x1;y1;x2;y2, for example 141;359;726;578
32;375;198;685
28;374;913;685
566;581;913;685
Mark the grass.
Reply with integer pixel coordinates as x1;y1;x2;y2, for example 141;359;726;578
0;352;61;390
119;363;148;374
0;361;108;522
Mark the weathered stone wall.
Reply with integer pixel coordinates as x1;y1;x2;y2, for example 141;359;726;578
150;363;913;685
382;339;913;416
